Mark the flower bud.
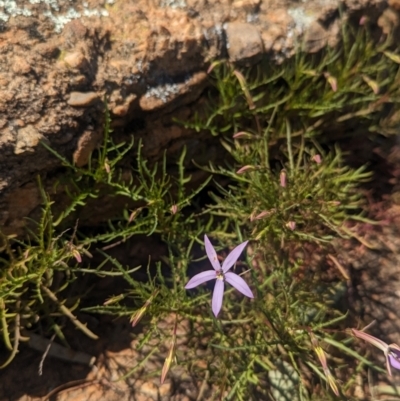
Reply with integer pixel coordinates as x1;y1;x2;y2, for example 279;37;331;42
236;165;255;174
312;154;322;164
286;221;296;231
280;170;287;188
161;319;177;384
130;290;159;327
233;131;254;139
324;72;337;92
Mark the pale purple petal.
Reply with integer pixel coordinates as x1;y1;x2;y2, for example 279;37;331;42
222;241;249;273
225;272;254;298
204;235;221;271
212;279;224;317
185;270;216;289
389;347;400;370
389;355;400;370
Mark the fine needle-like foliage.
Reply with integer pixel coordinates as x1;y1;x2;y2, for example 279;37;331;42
1;19;400;401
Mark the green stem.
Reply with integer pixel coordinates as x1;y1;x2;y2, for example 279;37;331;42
285;118;294;175
41;285;99;340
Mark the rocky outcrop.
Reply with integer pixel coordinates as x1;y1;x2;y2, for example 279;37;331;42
0;0;394;235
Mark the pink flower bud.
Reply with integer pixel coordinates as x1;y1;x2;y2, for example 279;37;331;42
233;131;253;139
72;248;82;263
170;204;178;215
233;70;255;110
128;208;143;223
161;319;177;384
286;221;296;231
280;170;287;188
236;165;255;174
130;290;159;327
324;72;337;92
312;154;322;164
255;211;269;220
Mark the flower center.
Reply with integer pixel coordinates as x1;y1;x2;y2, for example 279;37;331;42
216;269;224;281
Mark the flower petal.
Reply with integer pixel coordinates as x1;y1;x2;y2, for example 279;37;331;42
351;329;388;353
222;240;249;273
389;354;400;371
185;270;216;289
204;235;221;271
225;272;254;298
212;279;224;317
389;346;400;370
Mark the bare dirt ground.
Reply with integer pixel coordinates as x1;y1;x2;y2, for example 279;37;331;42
0;313;208;401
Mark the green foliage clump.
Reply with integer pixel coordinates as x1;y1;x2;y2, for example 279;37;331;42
182;24;400;141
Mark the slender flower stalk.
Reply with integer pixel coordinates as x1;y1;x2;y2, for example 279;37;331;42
352;328;400;376
185;235;254;317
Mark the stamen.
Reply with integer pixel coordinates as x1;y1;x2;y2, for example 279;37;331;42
216;270;224;281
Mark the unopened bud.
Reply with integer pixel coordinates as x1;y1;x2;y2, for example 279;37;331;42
233;70;255;110
280;170;287;188
207;61;220;75
233;131;253;139
161;319;177;384
72;248;82;263
309;331;339;396
130;290;159;327
286;221;296;231
362;75;379;95
103;294;125;305
236;165;255;174
255;211;269;220
312;154;322;164
170;204;178;215
128;208;143;223
254;210;275;220
130;307;147;328
324;72;337;92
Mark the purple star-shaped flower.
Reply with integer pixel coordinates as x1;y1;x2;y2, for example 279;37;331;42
352;328;400;376
185;235;254;317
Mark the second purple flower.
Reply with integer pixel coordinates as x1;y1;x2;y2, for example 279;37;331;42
185;235;254;317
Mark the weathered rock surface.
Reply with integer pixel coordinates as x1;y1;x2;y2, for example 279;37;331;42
0;0;393;235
